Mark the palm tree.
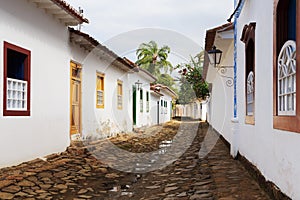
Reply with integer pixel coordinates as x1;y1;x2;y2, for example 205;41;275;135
136;41;173;77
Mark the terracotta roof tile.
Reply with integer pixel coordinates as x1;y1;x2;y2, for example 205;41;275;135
150;84;177;98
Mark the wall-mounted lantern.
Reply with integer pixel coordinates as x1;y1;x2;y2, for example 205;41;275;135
207;46;233;87
135;80;143;90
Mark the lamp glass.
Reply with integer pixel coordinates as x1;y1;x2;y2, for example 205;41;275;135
135;80;142;90
207;46;223;66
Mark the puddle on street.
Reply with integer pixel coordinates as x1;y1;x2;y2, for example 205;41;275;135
159;140;173;149
109;186;121;192
121;191;133;197
134;140;173;172
109;185;133;197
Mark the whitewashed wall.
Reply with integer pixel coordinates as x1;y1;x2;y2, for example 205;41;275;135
205;39;234;143
235;0;300;198
128;72;153;128
150;93;160;125
158;92;173;124
0;0;70;167
175;101;207;121
69;44;132;139
200;101;207;121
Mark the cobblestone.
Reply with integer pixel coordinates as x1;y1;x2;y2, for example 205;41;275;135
0;121;271;199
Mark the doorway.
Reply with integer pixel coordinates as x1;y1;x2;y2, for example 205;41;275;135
70;62;82;137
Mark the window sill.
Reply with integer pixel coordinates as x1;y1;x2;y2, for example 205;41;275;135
96;105;104;109
3;110;30;116
273;115;300;133
245;115;255;125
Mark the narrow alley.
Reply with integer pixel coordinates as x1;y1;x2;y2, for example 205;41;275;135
0;121;270;200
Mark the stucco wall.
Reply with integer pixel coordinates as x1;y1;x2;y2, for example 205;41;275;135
159;91;173;124
70;43;132;139
200;102;207;121
206;41;234;143
0;0;70;167
128;73;152;128
150;94;160;125
236;0;300;198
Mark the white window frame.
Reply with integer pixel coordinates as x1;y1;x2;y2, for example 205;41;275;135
7;78;27;111
277;40;296;116
246;71;254;116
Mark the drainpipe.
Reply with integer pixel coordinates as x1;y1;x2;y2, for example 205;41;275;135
230;0;244;158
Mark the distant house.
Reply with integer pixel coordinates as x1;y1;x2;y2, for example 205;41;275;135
69;28;136;139
150;84;177;125
181;100;208;121
174;100;208;121
0;0;88;167
204;0;300;198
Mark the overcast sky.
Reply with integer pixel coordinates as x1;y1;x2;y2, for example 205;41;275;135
67;0;234;64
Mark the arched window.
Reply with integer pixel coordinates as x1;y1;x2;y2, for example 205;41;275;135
273;0;299;132
241;22;256;124
277;41;296;115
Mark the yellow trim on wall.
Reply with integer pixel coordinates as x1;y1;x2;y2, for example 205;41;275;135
70;61;82;136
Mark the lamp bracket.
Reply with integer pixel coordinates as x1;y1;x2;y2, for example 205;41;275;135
216;66;234;87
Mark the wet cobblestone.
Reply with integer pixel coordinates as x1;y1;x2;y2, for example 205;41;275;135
0;121;271;199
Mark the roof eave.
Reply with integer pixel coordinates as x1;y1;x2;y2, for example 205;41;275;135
138;68;157;82
29;0;89;26
69;28;135;72
203;23;233;80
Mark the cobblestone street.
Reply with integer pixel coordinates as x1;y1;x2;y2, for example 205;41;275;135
0;121;271;200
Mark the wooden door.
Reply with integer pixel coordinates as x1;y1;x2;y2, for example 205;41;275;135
70;62;82;136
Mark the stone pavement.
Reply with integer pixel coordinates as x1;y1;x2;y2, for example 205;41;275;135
0;121;271;199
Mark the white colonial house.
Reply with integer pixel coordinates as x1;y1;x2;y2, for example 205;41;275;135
0;0;88;167
205;0;300;198
69;28;137;140
150;84;177;125
175;100;208;121
0;0;183;169
203;23;234;143
128;67;157;128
